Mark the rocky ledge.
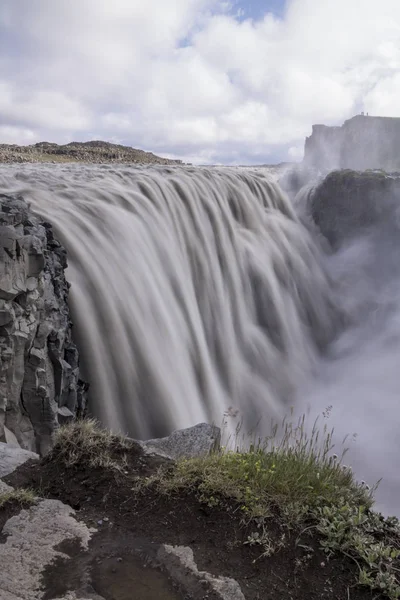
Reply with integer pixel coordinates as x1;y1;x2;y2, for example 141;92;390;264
0;423;243;600
0;140;183;165
2;419;398;600
307;169;400;248
0;195;86;454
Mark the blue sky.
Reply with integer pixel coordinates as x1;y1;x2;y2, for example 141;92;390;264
0;0;399;164
234;0;285;20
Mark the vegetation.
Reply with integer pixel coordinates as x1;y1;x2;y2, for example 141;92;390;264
143;412;400;599
49;418;133;471
47;414;400;598
0;487;36;509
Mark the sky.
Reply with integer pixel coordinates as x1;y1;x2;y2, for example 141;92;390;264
0;0;400;164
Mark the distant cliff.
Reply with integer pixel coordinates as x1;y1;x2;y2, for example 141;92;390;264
0;141;183;165
303;115;400;172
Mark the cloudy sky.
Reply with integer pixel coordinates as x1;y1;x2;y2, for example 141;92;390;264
0;0;399;164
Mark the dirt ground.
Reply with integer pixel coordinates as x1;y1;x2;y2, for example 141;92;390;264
3;446;375;600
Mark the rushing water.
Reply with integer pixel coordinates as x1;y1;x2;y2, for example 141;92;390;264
0;163;398;515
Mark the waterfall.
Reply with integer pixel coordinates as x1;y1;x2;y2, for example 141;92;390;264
0;164;336;439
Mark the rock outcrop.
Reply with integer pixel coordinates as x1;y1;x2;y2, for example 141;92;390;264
304;115;400;172
307;170;400;248
0;195;86;454
0;423;248;600
0;140;183;165
140;422;221;460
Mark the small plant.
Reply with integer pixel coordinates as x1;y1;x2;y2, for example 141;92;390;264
0;488;36;509
245;525;286;559
49;419;132;471
316;502;400;598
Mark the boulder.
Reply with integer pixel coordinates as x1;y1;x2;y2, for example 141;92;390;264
140;422;221;460
0;499;94;600
0;479;13;493
0;442;38;478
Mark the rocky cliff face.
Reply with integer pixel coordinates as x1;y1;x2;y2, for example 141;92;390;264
0;195;86;454
304;115;400;172
307;170;400;248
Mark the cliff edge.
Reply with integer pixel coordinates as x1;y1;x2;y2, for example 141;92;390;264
304;115;400;172
0;195;86;454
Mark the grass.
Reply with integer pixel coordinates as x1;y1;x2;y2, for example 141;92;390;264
142;411;400;599
0;487;37;509
148;411;373;521
48;418;133;471
46;414;400;598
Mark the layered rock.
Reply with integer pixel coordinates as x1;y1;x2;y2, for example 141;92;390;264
304;115;400;172
0;195;86;454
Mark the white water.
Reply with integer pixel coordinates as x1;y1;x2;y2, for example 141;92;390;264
0;163;398;515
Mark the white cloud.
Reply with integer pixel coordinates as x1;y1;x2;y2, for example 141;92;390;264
0;0;399;163
0;82;91;131
364;72;400;116
0;125;37;145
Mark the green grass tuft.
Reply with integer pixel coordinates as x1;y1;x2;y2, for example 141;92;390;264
49;418;132;471
0;488;37;509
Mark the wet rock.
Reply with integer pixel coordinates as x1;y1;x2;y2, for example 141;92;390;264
309;170;400;248
0;195;87;454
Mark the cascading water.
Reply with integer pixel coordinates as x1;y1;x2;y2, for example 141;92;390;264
1;163;398;516
0;164;336;441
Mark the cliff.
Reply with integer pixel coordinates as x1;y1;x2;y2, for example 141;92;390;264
304;115;400;172
306;169;400;248
0;140;183;165
0;195;86;454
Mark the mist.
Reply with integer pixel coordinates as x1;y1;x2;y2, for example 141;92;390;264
291;174;400;516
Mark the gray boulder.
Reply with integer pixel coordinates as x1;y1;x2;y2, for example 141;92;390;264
0;442;38;478
0;479;13;493
0;499;94;600
140;423;221;460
